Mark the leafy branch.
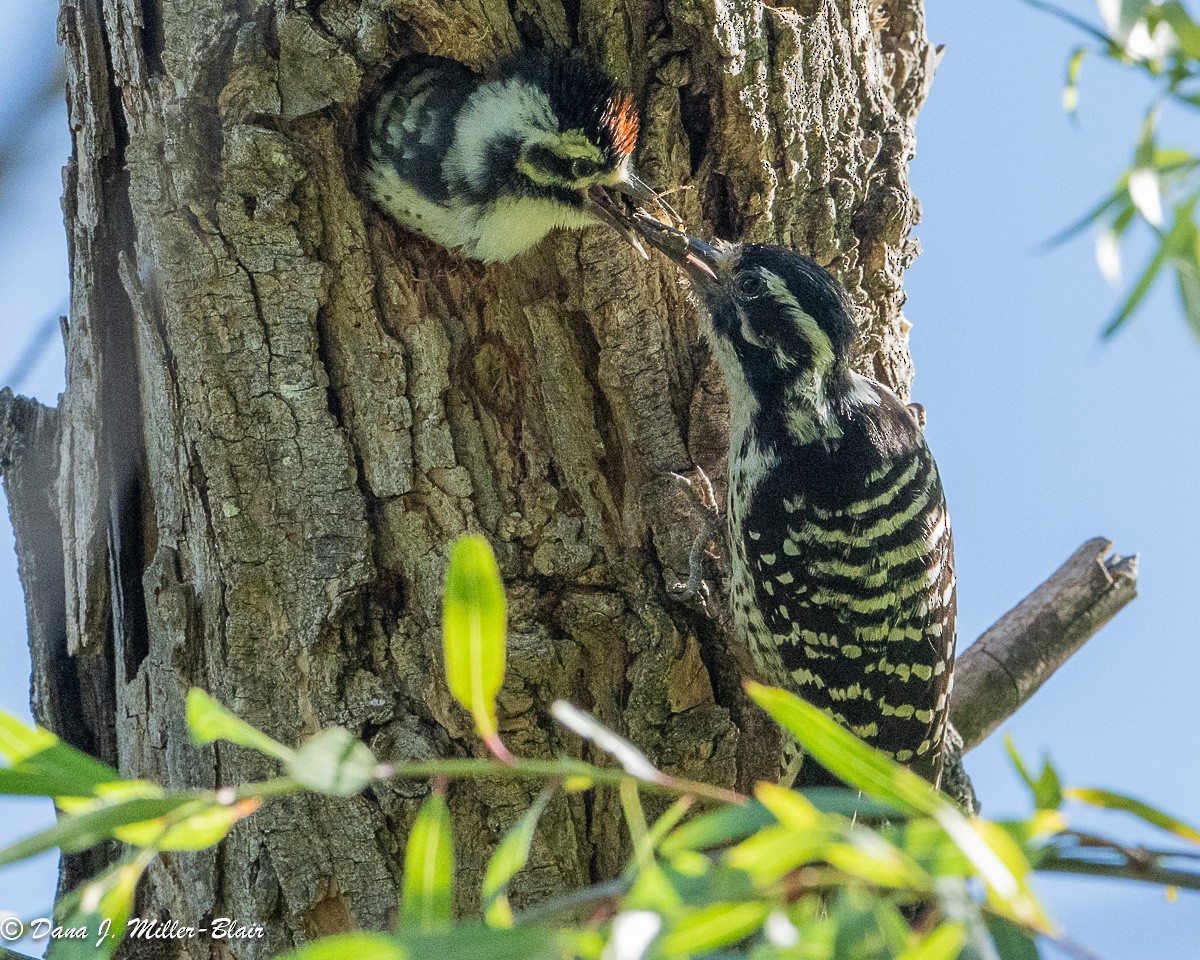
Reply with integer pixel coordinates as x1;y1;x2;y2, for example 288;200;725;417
1028;0;1200;339
0;534;1194;959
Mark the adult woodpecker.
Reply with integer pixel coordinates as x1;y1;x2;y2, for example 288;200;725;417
361;52;671;262
635;216;972;803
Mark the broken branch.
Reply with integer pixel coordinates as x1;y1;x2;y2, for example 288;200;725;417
952;537;1138;753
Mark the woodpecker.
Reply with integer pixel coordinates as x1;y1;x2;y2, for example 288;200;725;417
361;52;671;262
635;216;971;800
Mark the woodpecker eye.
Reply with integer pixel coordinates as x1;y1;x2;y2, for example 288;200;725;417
736;273;767;300
571;157;600;180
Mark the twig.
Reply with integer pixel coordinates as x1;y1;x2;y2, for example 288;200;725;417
1037;854;1200;891
951;538;1138;753
1042;831;1200;891
513;878;628;925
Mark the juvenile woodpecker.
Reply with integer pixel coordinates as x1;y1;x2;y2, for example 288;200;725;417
361;52;669;262
636;217;965;795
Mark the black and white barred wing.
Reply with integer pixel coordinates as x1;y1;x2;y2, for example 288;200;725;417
364;56;478;205
745;443;957;786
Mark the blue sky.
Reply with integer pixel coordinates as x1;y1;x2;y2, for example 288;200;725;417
1;0;1197;956
909;0;1200;952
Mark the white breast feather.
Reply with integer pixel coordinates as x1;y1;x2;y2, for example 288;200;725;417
467;197;595;262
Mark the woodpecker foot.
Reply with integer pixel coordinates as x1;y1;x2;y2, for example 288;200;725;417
941;723;979;815
669;466;723;607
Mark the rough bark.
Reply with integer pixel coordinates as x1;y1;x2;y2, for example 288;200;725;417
4;0;937;956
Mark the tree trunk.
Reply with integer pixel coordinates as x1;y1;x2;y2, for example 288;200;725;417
3;0;935;955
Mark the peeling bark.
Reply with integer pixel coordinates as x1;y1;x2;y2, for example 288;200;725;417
6;0;935;955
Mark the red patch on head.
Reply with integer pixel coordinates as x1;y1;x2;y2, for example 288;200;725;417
602;92;640;159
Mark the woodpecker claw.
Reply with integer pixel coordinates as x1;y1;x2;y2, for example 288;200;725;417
669;466;723;611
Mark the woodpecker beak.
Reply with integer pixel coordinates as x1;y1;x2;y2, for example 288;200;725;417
585;186;650;259
630;213;721;286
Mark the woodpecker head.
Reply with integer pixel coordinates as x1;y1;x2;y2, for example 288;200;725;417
448;53;670;252
635;215;859;443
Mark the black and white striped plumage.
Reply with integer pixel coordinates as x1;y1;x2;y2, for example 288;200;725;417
361;52;663;262
637;222;958;789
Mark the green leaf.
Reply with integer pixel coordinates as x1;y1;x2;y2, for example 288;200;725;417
483;786;555;927
1065;786;1200;843
48;851;154;960
661;860;756;907
885;818;971;878
1167;198;1200;333
1033;764;1062;811
0;710;59;760
56;778;164;814
619;778;653;869
401;793;456;930
1151;149;1199;173
1160;1;1200;58
0;711;122;798
659;800;775;857
1129;109;1162;222
828;889;911;960
277;933;408;960
726;824;836;886
1106;197;1199;335
287;727;378;796
824;831;931;891
934;876;1003;960
1063;46;1087;113
1111;201;1139;237
410;926;567;960
442;535;508;749
118;797;261;850
0;796;194;868
644;796;695;855
975;817;1050;903
1003;738;1062;810
659;902;770;956
1042;180;1131;249
746;683;1046;927
276;925;574;960
747;683;939;816
1101;0;1152;45
897;923;968;960
1104;229;1172;335
996;811;1069;855
185;689;293;762
802;787;906;820
1020;0;1118;49
1176;258;1200;340
755;782;822;828
761;784;929;890
986;914;1042;960
624;860;686;915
